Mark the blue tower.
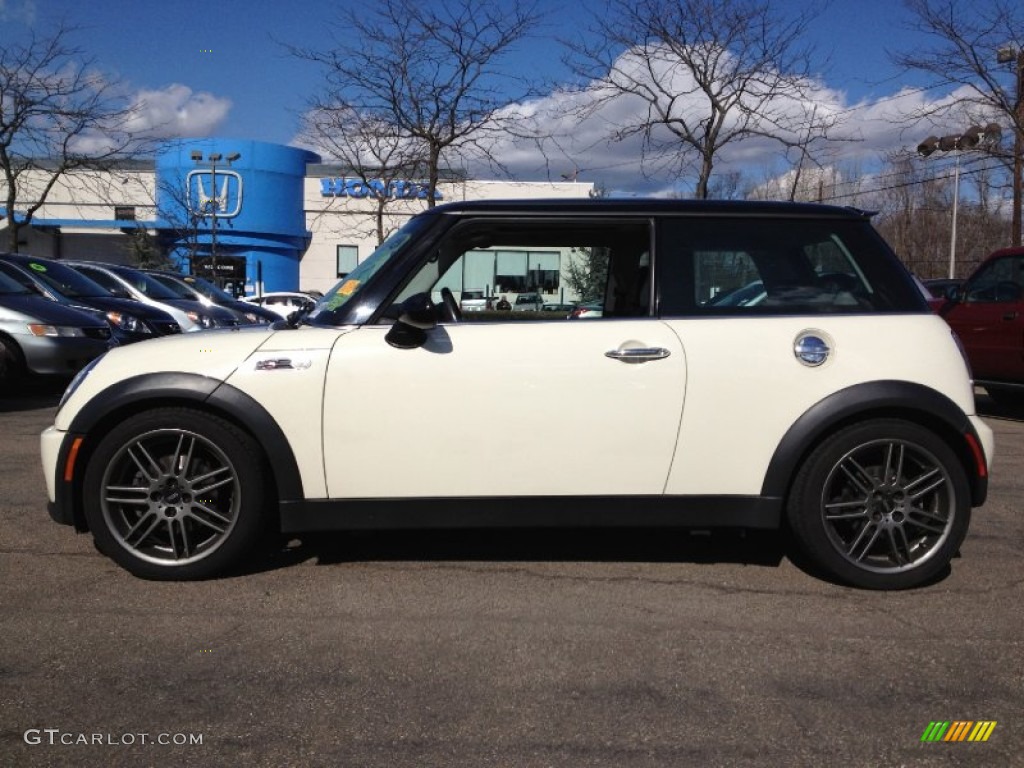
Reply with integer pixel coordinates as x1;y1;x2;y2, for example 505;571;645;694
156;139;320;293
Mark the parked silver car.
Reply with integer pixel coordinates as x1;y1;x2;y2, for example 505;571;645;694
0;268;112;389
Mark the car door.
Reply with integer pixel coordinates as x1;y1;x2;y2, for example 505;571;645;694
322;321;685;499
942;253;1024;380
321;216;688;500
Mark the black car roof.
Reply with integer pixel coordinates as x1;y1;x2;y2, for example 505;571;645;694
426;198;875;220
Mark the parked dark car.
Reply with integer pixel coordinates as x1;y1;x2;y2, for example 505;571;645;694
513;292;543;311
939;246;1024;405
541;302;576;313
0;254;181;344
142;270;276;324
0;267;112;389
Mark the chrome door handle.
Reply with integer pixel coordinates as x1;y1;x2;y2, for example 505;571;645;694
605;347;671;364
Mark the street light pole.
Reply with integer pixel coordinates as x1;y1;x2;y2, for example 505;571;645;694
190;150;241;287
917;125;999;279
209;154;220;280
949;152;961;280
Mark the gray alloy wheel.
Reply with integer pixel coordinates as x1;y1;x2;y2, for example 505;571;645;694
787;419;971;590
83;408;268;580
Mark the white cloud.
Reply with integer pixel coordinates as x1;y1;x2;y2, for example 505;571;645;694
124;84;232;138
69;84;232;156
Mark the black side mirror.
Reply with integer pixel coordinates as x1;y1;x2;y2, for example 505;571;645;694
385;293;437;349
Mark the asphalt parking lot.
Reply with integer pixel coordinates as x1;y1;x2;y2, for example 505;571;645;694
1;381;1021;768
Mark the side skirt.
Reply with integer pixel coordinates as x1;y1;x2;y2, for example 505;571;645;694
279;495;782;533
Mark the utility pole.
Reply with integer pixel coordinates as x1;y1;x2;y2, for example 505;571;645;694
997;47;1024;246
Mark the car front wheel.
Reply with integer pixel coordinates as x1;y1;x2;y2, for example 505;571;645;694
83;408;270;580
787;419;971;590
0;336;24;391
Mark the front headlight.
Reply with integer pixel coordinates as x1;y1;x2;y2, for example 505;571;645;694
27;324;85;337
186;311;219;329
106;311;153;334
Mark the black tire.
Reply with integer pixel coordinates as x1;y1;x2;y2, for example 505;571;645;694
984;386;1024;410
0;336;25;392
786;419;971;590
82;407;271;580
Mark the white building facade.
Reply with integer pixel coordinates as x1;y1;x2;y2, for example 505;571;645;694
1;139;594;300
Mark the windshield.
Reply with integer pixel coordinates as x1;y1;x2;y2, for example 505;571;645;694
150;274;200;300
19;259;112;300
109;267;184;300
0;266;33;295
182;274;234;302
307;214;432;325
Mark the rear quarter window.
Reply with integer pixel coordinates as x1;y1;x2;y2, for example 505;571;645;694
656;217;926;316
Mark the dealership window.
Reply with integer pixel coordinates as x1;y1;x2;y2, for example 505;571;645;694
492;250;562;294
114;206;136;221
337;244;359;277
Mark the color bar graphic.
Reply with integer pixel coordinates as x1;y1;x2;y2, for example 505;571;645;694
921;721;997;742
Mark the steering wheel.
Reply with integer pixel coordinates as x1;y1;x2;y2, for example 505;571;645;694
439;287;462;323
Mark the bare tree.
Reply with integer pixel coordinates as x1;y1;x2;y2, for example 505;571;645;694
0;24;140;251
299;106;429;245
290;0;542;208
868;149;1008;277
562;0;832;199
893;0;1024;242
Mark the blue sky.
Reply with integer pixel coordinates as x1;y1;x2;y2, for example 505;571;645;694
0;0;998;193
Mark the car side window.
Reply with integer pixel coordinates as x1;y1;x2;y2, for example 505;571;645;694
963;256;1024;303
658;217;919;315
386;218;653;322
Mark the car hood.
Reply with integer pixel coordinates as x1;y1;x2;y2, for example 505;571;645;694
0;293;108;327
162;298;239;321
77;295;177;321
54;325;353;429
221;299;279;321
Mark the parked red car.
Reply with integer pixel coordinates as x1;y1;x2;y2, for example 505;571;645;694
939;246;1024;406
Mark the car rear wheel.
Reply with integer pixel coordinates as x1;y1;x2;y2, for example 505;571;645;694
787;419;970;590
83;408;270;580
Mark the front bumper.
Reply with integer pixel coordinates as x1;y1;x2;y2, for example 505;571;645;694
19;333;109;376
41;425;64;505
41;425;81;527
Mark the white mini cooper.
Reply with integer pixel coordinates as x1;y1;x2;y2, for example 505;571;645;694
41;200;993;589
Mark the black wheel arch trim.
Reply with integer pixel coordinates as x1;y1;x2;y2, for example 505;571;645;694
761;380;988;506
56;372;303;529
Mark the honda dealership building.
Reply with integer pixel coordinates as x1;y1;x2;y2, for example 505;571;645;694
5;139;593;297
